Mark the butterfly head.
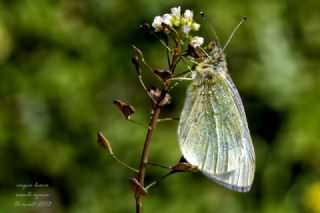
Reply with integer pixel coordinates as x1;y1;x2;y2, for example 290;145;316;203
192;46;227;85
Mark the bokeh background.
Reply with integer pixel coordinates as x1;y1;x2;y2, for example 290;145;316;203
0;0;319;213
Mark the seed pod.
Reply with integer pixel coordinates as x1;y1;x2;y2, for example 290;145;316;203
171;162;198;172
97;132;113;155
139;23;150;33
154;69;172;80
131;56;141;75
158;93;171;107
187;44;202;59
129;178;148;198
148;87;161;102
113;100;135;119
131;45;143;58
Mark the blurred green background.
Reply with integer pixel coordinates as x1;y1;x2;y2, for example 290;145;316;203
0;0;319;213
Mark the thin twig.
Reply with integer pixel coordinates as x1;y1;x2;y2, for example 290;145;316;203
145;171;175;190
165;36;171;66
140;57;154;74
170;77;193;81
146;162;171;169
111;154;139;173
138;76;157;104
98;132;138;173
157;117;179;122
128;118;151;129
172;69;192;78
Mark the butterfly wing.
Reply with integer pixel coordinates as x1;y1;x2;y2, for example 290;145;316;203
178;72;255;192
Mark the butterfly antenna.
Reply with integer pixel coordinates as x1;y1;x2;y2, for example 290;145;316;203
199;47;214;62
200;12;220;47
222;17;247;52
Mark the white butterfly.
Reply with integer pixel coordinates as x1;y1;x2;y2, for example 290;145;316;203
178;46;255;192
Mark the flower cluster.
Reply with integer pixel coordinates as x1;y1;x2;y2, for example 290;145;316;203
152;7;204;47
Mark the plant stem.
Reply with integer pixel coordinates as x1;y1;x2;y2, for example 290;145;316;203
135;41;180;213
136;106;161;212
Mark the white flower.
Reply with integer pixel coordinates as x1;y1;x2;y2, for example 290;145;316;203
181;9;194;27
162;14;172;26
190;36;204;47
191;22;200;31
171;6;181;18
184;10;193;19
152;16;163;32
182;25;191;34
152;8;196;34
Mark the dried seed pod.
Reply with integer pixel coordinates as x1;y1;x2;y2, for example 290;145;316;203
97;132;113;155
153;69;172;80
131;56;141;75
187;44;202;59
187;43;196;55
171;162;198;172
161;23;172;34
158;93;171;107
129;178;148;198
139;23;150;33
148;86;161;102
131;45;143;58
113;100;135;119
148;87;171;106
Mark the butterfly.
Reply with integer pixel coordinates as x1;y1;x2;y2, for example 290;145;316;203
177;43;255;192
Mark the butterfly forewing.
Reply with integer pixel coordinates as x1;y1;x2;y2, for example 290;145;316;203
178;60;255;192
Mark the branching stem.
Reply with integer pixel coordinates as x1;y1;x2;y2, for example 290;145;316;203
136;106;161;212
135;41;181;213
